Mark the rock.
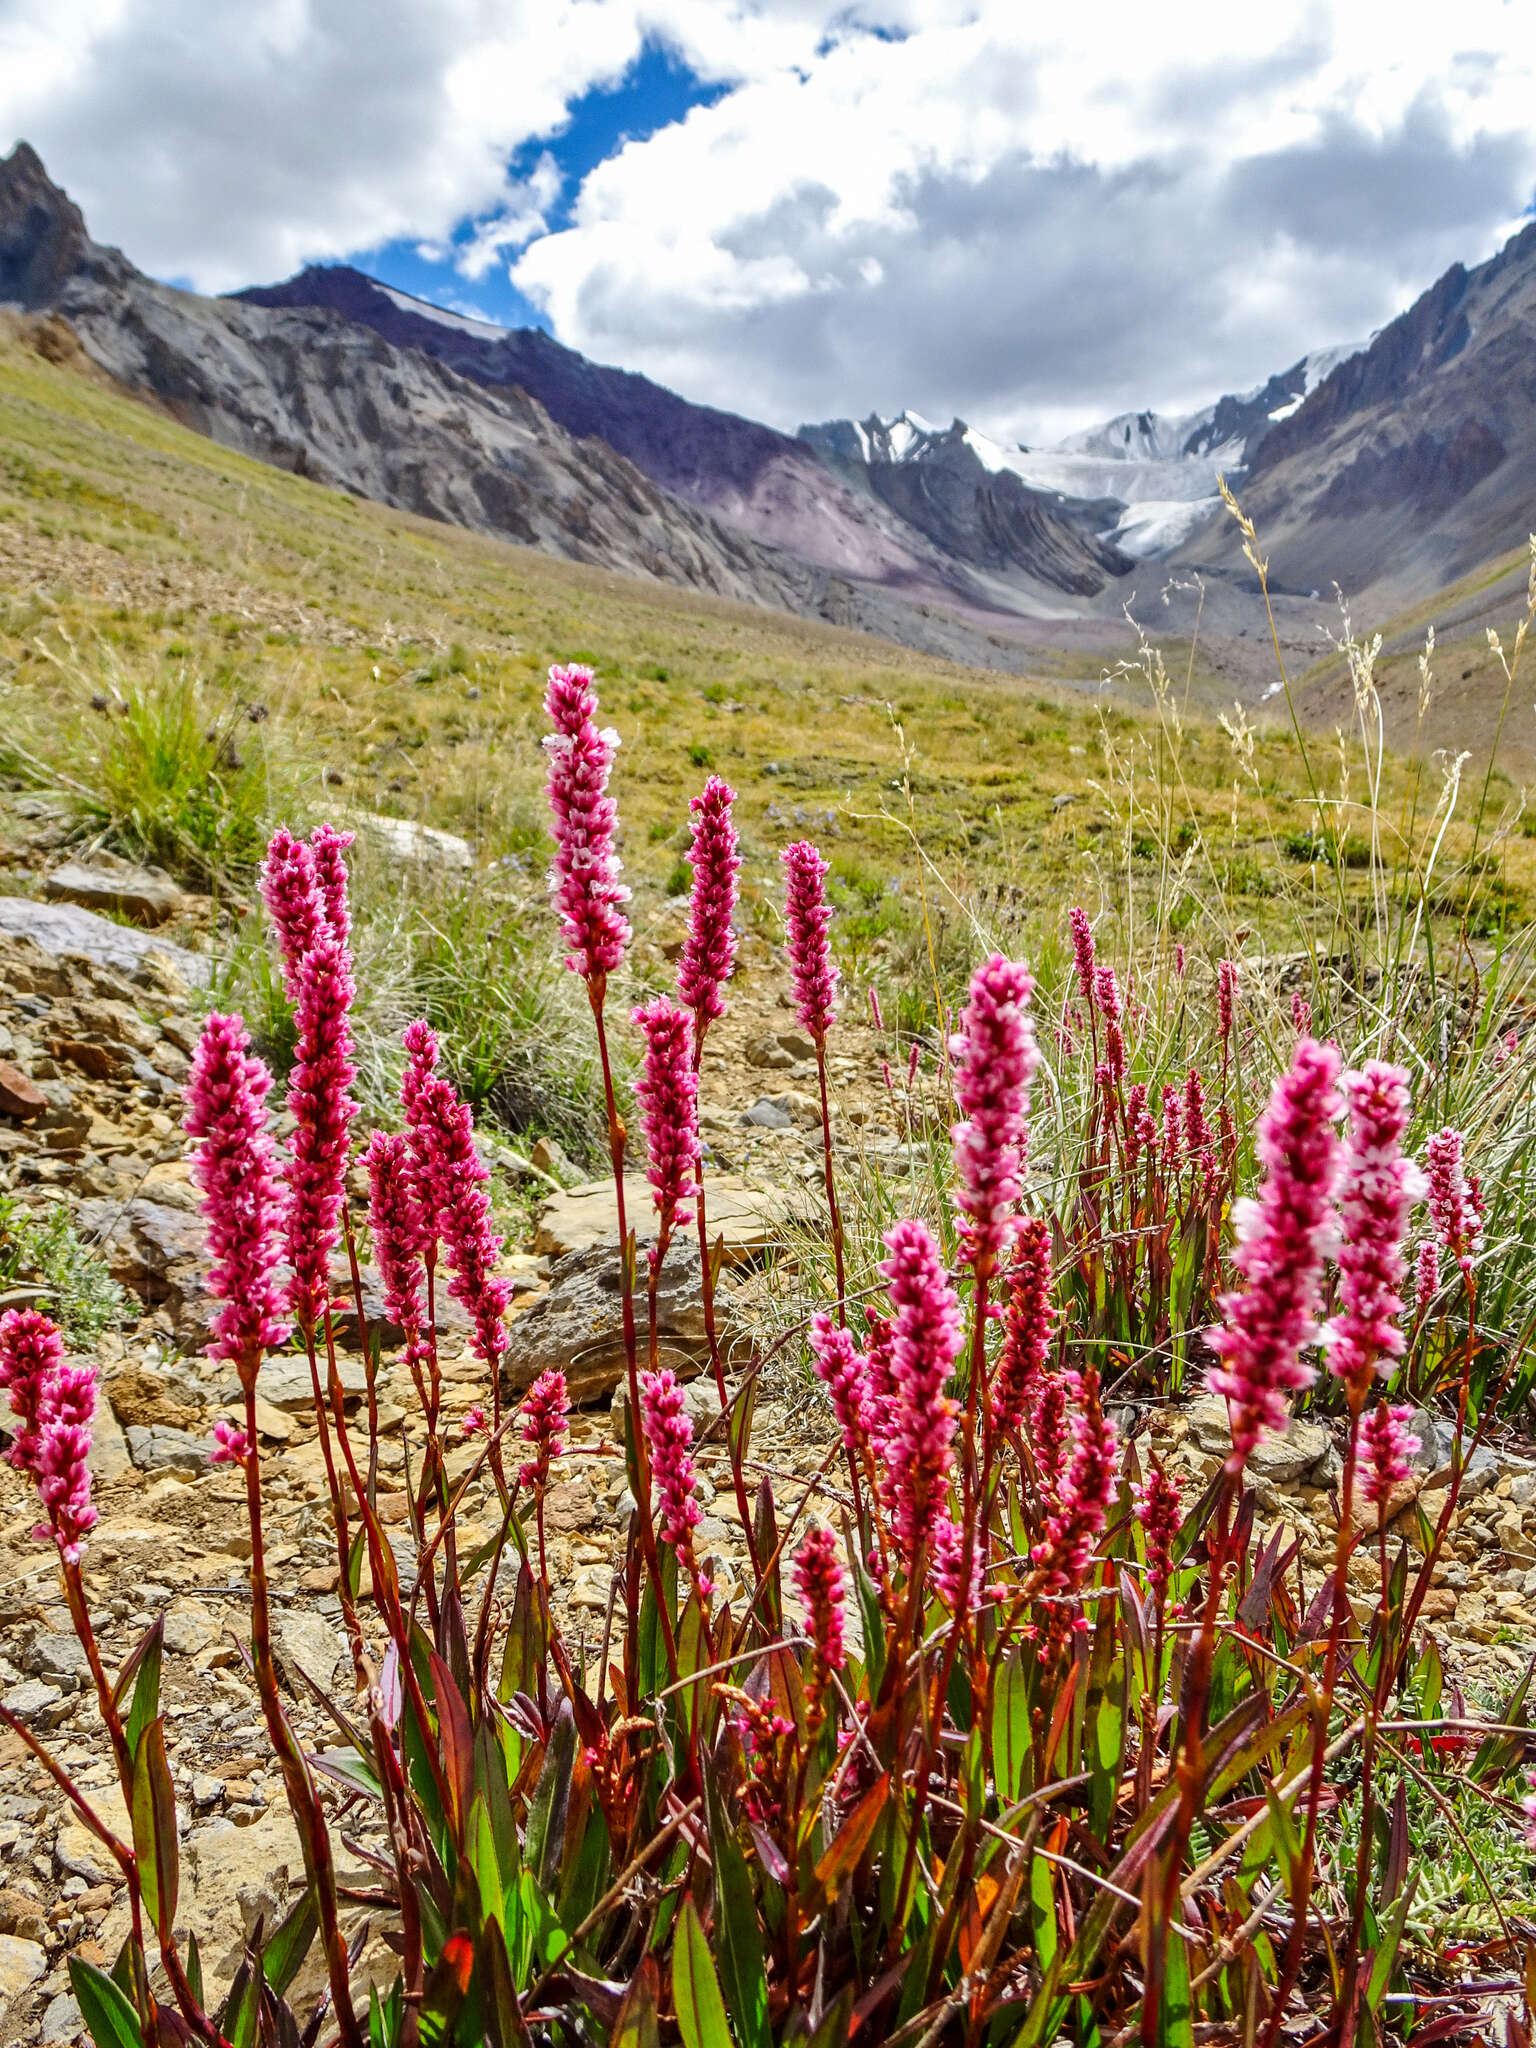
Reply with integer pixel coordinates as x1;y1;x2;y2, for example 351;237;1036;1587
0;1062;46;1119
1;1680;62;1722
745;1028;816;1070
350;813;473;871
75;1198;212;1337
252;1354;368;1412
274;1610;344;1696
39;1989;82;2040
0;897;209;987
0;1889;47;1943
529;1135;577;1184
55;1791;128;1888
43;859;186;928
504;1241;732;1404
89;1401;134;1486
535;1174;787;1265
124;1424;212;1473
0;1933;46;2009
22;1632;90;1691
1186;1398;1331;1483
741;1096;794;1129
162;1604;217;1658
327;1264;469;1351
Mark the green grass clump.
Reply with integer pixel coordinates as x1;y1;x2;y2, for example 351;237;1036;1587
0;1193;123;1345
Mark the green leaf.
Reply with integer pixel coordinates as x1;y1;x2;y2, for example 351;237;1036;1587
993;1653;1031;1805
705;1772;771;2048
116;1615;164;1758
805;1987;853;2048
185;1931;203;2012
262;1883;320;1999
613;1957;661;2048
812;1774;888;1902
673;1897;733;2048
1028;1852;1057;1972
1365;1874;1419;2015
129;1718;178;1944
1157;1911;1194;2048
429;1650;475;1842
67;1955;141;2048
525;1700;577;1894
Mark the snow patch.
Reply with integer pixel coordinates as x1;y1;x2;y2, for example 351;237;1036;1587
1105;498;1224;559
374;282;508;341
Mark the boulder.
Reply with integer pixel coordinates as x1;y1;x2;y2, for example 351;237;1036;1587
350;813;473;871
43;859;186;927
741;1096;794;1129
745;1028;816;1070
535;1174;787;1265
0;897;209;988
124;1424;212;1474
504;1241;734;1404
1186;1397;1332;1484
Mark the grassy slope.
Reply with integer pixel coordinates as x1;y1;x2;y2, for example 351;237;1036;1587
2;320;1533;970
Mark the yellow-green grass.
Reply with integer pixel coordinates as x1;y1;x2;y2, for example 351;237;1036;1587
1;317;1532;973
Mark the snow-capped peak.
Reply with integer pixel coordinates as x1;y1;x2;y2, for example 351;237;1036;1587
374;280;508;342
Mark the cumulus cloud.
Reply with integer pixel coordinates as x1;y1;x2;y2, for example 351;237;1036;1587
2;0;1533;429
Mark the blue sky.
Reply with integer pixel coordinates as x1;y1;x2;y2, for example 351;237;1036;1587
342;41;726;333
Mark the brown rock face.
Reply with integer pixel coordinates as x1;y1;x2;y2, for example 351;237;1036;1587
0;1060;46;1119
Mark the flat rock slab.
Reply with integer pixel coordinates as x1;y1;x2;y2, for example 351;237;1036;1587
43;859;185;927
535;1174;788;1265
0;1933;47;2010
0;896;209;987
504;1240;727;1404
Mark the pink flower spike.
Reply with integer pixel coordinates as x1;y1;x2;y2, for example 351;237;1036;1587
677;775;740;1035
793;1523;846;1679
949;955;1039;1270
782;840;838;1043
185;1014;290;1371
518;1369;569;1489
1424;1128;1484;1279
400;1019;511;1373
809;1312;870;1450
34;1355;98;1563
641;1369;704;1553
364;1130;431;1380
308;823;355;948
1217;959;1238;1044
544;663;631;981
1324;1061;1424;1394
461;1405;488;1439
1206;1039;1342;1472
868;986;884;1031
1032;1372;1069;1503
259;827;324;990
0;1307;64;1473
880;1218;962;1572
1033;1367;1118;1596
1134;1459;1182;1600
210;1418;252;1466
1068;907;1097;1010
1357;1400;1421;1507
1292;990;1313;1037
631;998;700;1249
1174;942;1186;977
1415;1239;1440;1315
990;1218;1055;1438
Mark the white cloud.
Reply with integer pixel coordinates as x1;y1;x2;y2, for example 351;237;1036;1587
1;0;1533;425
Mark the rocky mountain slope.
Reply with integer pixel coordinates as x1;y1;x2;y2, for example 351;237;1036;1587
801;344;1364;564
234;261;1131;615
0;142;1085;667
1180;220;1536;604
